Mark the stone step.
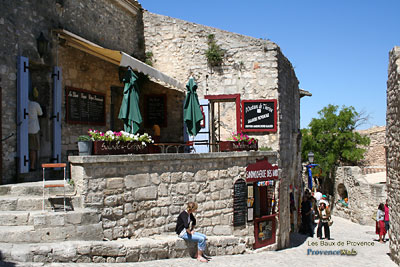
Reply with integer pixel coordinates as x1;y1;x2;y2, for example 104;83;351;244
0;209;100;227
0;235;248;263
0;180;75;196
0;221;103;243
0;195;82;211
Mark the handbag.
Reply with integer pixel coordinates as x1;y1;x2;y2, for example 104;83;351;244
328;218;333;226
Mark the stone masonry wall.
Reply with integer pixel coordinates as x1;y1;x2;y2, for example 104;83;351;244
333;167;386;226
387;46;400;265
0;0;143;183
143;12;280;149
276;50;301;247
143;12;301;248
357;126;386;167
69;151;279;249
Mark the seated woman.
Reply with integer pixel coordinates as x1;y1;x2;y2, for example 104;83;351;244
175;202;210;262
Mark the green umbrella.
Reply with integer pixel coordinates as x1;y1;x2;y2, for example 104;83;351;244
184;77;203;136
118;69;142;134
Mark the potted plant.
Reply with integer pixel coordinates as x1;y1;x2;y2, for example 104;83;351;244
219;132;258;152
88;129;154;155
77;135;93;156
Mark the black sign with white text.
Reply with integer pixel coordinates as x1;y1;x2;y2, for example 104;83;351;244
66;87;106;125
242;100;277;132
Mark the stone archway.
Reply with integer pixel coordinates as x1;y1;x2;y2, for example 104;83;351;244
337;183;348;205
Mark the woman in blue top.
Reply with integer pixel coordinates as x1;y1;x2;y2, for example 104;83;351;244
175;202;209;262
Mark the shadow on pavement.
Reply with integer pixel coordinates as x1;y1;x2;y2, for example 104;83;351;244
0;251;16;267
288;232;310;248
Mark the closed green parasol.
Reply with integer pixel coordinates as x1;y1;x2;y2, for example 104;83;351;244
118;69;142;134
183;77;203;136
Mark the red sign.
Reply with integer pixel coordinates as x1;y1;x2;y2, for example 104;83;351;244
246;158;278;182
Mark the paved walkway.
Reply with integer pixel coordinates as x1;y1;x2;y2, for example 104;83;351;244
0;216;395;267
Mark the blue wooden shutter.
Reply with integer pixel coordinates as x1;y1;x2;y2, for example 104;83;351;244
17;56;29;173
52;67;62;163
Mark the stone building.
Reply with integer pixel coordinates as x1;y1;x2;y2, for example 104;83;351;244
387;46;400;265
143;12;304;248
0;0;184;184
0;0;304;255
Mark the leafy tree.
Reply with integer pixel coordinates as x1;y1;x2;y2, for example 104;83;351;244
301;105;370;187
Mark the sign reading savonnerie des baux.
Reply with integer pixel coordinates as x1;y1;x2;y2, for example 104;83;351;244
246;158;278;182
241;99;277;132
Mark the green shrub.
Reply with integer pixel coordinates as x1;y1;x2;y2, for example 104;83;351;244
205;34;225;67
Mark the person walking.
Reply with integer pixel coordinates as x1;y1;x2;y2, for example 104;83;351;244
175;202;210;262
300;193;313;237
313;190;322;207
384;199;390;241
317;202;331;240
376;203;386;243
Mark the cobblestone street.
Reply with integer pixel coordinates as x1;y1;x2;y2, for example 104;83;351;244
2;216;395;267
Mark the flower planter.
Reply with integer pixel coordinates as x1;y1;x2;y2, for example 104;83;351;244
219;141;258;152
92;141;148;155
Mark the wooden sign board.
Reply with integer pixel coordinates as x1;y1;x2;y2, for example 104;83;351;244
246;158;278;182
241;99;277;132
233;179;247;227
66;87;106;125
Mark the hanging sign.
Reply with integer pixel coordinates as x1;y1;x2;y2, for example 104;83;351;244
241;99;277;132
246;158;278;182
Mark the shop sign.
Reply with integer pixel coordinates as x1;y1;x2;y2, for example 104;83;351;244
246;158;278;182
241;99;277;132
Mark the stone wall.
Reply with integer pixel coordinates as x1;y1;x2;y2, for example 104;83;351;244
69;151;279;249
143;12;302;248
357;126;386;167
143;12;281;148
276;50;301;247
0;0;143;183
333;167;386;226
387;46;400;265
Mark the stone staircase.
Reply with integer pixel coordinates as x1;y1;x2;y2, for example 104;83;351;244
0;181;103;244
0;181;250;264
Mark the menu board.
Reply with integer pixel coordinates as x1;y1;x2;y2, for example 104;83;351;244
145;94;167;127
233;179;247;227
241;100;277;132
66;87;106;125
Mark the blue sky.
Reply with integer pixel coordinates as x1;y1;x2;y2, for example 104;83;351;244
140;1;400;129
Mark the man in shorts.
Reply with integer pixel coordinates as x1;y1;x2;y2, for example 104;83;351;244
28;97;43;171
